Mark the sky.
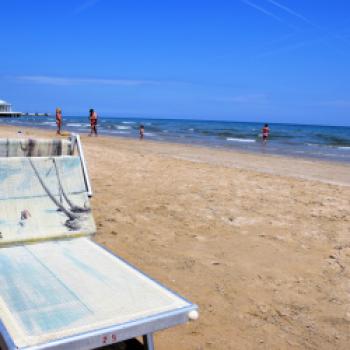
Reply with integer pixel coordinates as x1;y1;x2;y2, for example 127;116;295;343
1;0;350;125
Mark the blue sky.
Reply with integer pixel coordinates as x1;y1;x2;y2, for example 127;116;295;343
1;0;350;125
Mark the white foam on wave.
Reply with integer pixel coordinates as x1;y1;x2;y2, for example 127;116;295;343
67;123;83;127
226;137;255;143
122;121;136;124
117;125;131;130
108;130;130;134
144;132;155;136
41;121;56;126
307;143;350;151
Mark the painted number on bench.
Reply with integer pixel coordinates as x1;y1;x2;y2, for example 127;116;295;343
101;333;117;344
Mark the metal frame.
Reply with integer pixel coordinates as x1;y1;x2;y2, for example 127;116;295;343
70;133;93;197
0;319;16;350
0;305;195;350
143;334;155;350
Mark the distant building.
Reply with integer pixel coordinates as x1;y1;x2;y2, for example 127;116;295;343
0;100;11;112
0;100;22;117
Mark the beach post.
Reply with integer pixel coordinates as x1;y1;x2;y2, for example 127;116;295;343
143;334;155;350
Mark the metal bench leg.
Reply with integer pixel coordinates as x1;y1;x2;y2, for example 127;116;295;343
143;333;154;350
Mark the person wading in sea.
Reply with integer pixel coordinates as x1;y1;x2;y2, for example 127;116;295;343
262;123;270;144
56;107;62;135
89;109;98;136
139;124;145;140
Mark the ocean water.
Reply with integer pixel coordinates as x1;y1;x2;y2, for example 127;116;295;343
1;116;350;163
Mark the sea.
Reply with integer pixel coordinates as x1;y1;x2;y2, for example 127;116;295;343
1;116;350;163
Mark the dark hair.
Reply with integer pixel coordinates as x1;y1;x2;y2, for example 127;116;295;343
264;123;269;127
89;109;94;114
140;124;144;128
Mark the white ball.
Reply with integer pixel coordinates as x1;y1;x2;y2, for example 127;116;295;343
188;310;199;320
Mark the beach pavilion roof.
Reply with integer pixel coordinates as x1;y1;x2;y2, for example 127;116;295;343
0;100;18;114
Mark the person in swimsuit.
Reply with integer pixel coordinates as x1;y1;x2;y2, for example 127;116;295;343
56;107;62;135
89;109;98;136
139;124;145;140
262;123;270;144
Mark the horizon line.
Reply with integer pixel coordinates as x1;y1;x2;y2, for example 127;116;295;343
15;113;350;128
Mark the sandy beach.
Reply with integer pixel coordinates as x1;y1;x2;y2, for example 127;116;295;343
1;125;350;350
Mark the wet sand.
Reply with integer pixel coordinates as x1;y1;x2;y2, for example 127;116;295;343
1;125;350;349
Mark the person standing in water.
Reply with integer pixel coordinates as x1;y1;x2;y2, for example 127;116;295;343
56;107;62;135
262;123;270;144
89;109;98;136
139;124;145;140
